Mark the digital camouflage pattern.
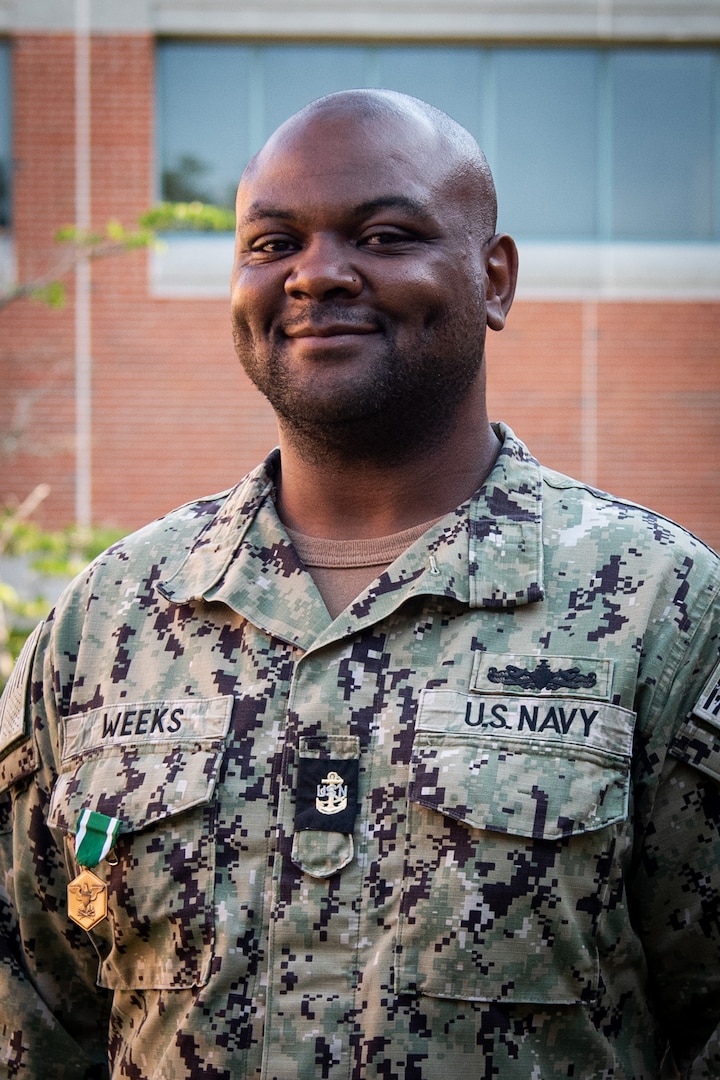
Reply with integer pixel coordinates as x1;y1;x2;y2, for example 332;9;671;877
1;424;720;1079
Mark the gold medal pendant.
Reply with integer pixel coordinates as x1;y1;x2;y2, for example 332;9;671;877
67;868;108;930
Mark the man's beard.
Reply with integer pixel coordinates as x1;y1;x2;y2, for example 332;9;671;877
233;316;486;467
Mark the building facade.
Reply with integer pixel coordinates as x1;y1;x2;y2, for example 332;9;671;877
1;0;719;550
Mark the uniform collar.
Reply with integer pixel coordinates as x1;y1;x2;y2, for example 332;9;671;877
468;421;545;610
158;423;544;649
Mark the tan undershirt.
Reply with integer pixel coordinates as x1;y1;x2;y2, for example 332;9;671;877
286;519;441;620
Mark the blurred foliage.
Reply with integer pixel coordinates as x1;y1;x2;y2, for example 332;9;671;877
0;201;235;312
0;198;235;684
140;201;235;232
0;493;125;692
1;515;124;573
161;154;216;205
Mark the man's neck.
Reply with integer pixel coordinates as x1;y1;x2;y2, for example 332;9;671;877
274;420;501;541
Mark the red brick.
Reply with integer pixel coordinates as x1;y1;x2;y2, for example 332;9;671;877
2;34;719;553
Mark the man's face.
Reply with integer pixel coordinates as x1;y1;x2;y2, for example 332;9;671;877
231;107;501;460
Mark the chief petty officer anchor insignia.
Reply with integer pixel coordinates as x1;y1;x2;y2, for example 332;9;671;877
67;808;121;930
295;759;360;834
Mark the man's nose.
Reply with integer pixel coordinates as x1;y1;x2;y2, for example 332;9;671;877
284;236;363;300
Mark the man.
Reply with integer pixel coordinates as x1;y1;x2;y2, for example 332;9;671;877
1;89;719;1079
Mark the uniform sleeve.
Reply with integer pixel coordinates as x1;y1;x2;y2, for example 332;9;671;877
631;646;720;1077
632;757;720;1072
0;623;111;1079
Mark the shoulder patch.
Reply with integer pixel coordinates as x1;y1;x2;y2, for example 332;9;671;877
693;658;720;727
670;713;720;786
0;621;43;761
0;734;39;791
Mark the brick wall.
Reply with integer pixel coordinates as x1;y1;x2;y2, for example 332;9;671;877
2;33;719;553
2;36;78;520
487;299;720;550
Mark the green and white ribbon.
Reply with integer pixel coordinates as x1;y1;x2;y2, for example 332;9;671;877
74;809;121;868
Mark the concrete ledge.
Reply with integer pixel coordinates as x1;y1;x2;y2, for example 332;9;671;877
150;235;720;302
7;0;720;39
152;1;720;41
150;234;235;298
0;232;15;293
515;242;720;300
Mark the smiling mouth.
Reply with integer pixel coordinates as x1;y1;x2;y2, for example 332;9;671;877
284;323;377;339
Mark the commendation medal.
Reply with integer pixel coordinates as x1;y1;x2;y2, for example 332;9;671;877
67;808;121;930
67;867;108;929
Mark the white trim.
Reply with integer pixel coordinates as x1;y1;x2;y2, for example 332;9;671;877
514;241;720;300
150;236;720;301
151;2;720;40
0;232;14;292
150;235;235;298
6;0;720;39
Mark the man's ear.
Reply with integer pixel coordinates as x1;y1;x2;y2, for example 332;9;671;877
484;234;519;331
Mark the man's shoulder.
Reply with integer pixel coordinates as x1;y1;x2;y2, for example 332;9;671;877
495;424;717;570
539;463;719;570
92;455;277;574
116;487;236;555
77;488;235;587
56;465;274;616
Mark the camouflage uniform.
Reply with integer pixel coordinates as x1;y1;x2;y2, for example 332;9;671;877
1;424;720;1080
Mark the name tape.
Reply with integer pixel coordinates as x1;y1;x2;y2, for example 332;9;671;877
418;688;634;757
62;696;233;762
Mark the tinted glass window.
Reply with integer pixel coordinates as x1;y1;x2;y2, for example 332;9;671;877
494;49;599;238
611;50;716;240
156;42;719;242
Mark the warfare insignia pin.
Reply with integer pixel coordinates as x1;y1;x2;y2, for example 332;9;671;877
487;659;598;693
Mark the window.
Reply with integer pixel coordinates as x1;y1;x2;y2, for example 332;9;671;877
0;41;11;229
156;41;720;244
156;43;482;211
611;50;717;240
493;49;599;238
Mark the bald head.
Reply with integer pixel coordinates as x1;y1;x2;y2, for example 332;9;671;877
241;88;498;239
231;86;518;469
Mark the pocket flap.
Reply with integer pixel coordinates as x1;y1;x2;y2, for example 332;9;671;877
291;830;354;879
412;690;632;840
48;696;232;835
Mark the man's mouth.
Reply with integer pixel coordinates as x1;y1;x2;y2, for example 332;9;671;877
283;322;377;339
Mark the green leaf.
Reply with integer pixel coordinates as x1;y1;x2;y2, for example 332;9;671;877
105;219;126;241
31;281;66;308
140;201;235;233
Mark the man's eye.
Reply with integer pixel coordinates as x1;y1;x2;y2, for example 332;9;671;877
362;232;403;247
361;230;414;249
249;236;297;254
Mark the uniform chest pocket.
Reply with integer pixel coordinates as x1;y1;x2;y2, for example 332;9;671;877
396;689;633;1005
47;696;233;991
